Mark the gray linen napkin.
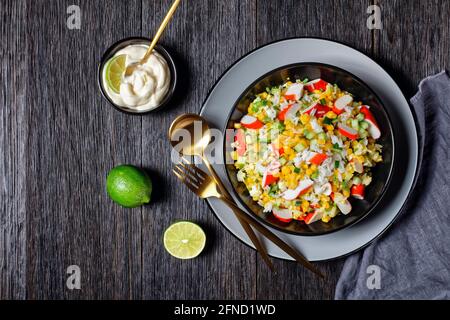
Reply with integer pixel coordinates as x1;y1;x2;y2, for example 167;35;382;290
335;71;450;300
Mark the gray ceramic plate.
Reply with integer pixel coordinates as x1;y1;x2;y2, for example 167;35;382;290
199;38;419;261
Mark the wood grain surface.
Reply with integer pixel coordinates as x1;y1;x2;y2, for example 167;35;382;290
0;0;448;300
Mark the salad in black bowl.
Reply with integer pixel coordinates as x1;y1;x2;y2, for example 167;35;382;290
224;63;395;236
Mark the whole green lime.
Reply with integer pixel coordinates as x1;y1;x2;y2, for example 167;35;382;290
106;165;152;208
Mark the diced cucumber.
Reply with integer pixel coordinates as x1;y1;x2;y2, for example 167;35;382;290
358;129;368;138
351;119;360;130
318;132;327;141
294;143;305;153
353;177;362;185
356;113;365;121
279;157;287;165
323;117;333;125
360;120;369;130
294;167;300;174
304;130;315;140
276;122;285;132
311;171;319;179
271;87;281;95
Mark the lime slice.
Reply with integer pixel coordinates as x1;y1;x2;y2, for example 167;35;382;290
163;221;206;259
104;54;127;94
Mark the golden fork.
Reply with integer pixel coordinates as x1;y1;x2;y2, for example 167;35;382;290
168;114;275;272
173;158;324;278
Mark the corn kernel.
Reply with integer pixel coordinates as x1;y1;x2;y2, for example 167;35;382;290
325;125;334;132
343;189;350;198
301;200;310;212
260;92;268;99
322;215;331;223
325;111;337;119
289;181;297;189
300;114;310;125
257;113;266;122
281;167;291;175
332;183;338;192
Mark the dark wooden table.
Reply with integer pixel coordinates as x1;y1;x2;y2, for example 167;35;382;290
1;0;448;300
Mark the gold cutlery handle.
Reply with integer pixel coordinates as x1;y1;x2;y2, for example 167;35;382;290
143;0;181;62
219;196;324;278
227;201;275;272
202;157;274;272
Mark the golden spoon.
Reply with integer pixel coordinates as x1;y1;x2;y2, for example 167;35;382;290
168;114;275;272
125;0;181;77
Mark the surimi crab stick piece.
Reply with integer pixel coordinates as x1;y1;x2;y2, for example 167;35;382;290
262;172;279;187
262;160;281;187
272;208;292;223
270;143;284;157
283;179;314;201
351;184;365;200
235;129;246;156
333;193;352;215
285;103;301;120
307;153;328;165
284;83;304;101
277;104;293;121
360;106;381;139
338;123;359;140
302;103;318;116
315;104;331;117
352;158;364;173
333;95;353;115
240;115;264;129
314;182;332;196
305;210;324;225
302;102;330;117
305;79;329;92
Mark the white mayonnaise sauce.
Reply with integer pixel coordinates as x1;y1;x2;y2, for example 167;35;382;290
102;44;171;111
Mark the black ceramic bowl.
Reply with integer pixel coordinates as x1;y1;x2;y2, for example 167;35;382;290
98;37;177;115
223;63;395;236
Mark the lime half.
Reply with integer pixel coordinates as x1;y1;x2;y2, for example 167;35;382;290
163;222;206;259
104;54;127;94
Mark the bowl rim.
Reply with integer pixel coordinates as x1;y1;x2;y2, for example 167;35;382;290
222;61;396;237
97;36;178;115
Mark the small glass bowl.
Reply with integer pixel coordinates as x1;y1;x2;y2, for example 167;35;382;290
98;37;177;115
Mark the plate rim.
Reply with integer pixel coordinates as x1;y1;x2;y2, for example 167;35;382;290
199;36;421;262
